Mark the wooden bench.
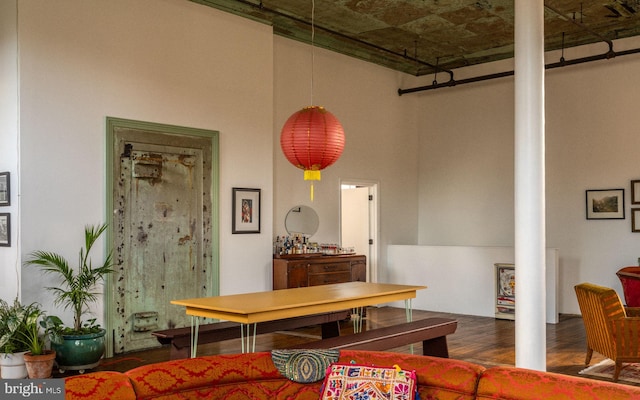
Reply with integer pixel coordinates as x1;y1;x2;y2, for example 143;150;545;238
292;317;457;357
152;310;351;359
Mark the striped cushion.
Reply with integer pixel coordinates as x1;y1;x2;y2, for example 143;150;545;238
271;349;340;383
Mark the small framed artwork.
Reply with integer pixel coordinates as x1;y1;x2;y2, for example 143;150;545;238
0;213;10;247
633;209;640;232
0;172;9;206
585;189;625;220
632;180;640;205
232;188;261;234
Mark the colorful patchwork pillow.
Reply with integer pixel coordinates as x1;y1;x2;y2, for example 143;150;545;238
320;362;418;400
271;349;340;383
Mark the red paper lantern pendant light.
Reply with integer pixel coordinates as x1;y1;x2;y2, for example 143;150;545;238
280;106;345;200
279;0;345;201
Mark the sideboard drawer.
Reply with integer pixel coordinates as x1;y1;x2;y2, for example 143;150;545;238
308;263;350;274
308;272;352;286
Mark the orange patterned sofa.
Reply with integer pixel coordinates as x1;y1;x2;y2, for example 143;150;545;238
64;350;640;399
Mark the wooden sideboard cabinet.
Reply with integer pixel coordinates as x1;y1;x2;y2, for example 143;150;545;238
273;254;366;290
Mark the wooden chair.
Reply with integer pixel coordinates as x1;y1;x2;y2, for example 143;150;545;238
574;282;640;381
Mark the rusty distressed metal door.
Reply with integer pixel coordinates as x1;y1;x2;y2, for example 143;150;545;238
110;120;216;354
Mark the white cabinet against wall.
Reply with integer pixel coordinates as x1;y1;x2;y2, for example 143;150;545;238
495;263;515;320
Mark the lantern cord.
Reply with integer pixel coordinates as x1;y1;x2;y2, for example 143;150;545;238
310;0;315;106
310;183;314;202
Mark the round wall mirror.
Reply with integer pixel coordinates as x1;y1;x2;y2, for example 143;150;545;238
285;205;319;237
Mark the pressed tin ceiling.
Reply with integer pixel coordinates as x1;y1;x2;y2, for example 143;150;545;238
192;0;640;77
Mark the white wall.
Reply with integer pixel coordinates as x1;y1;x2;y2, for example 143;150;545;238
416;70;515;247
0;0;20;301
7;0;425;321
14;0;274;323
545;40;640;313
273;37;423;279
5;0;640;322
387;245;559;323
414;37;640;314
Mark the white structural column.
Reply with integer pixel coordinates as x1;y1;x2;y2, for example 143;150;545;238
514;0;546;370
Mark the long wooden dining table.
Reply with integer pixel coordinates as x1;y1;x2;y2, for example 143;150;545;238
171;281;427;356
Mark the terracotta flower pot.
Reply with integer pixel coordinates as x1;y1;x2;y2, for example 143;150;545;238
23;350;56;379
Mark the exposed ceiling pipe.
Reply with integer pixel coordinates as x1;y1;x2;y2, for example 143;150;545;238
397;46;640;95
398;2;635;96
544;3;615;57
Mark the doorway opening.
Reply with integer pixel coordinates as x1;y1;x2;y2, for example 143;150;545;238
340;180;378;283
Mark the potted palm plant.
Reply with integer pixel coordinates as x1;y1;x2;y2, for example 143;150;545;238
25;223;113;373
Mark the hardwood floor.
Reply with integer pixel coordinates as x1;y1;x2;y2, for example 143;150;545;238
63;307;623;385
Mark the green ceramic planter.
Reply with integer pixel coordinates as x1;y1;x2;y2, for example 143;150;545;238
51;329;106;373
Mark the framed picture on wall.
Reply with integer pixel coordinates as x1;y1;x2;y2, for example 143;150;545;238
632;180;640;205
633;209;640;233
585;189;625;220
0;213;10;247
232;188;261;234
0;172;9;206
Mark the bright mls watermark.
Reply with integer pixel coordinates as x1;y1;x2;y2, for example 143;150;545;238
1;380;64;399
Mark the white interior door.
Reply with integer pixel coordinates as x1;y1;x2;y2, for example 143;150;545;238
341;182;378;282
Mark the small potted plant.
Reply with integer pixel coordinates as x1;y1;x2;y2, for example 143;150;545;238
17;306;56;378
0;299;39;379
25;223;113;373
